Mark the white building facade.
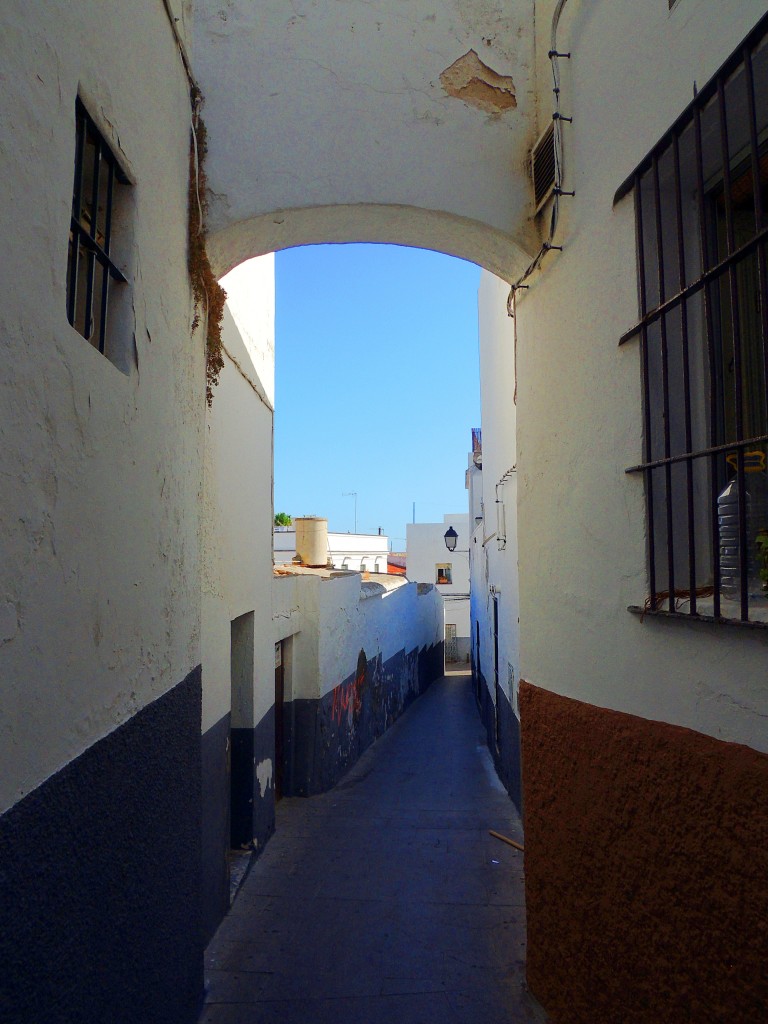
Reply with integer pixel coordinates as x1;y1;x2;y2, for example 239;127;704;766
407;514;471;662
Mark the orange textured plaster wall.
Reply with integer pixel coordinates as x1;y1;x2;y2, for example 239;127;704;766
519;680;768;1024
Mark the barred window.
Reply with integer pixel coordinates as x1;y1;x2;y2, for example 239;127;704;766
618;15;768;624
436;563;453;585
66;98;130;366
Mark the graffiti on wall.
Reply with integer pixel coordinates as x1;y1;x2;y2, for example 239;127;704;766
331;649;367;725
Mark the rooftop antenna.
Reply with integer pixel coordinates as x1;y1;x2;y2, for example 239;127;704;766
342;491;358;533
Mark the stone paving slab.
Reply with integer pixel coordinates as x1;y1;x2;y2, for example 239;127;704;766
200;673;547;1023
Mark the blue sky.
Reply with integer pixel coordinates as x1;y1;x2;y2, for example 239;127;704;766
274;244;481;550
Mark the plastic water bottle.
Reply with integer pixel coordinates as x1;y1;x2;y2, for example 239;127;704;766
718;472;768;601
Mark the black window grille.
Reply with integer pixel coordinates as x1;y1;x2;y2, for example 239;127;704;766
66;98;128;355
617;14;768;624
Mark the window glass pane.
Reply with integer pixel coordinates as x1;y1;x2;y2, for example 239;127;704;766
645;319;666;461
692;454;714;588
657;142;680;302
639;169;659;311
725;60;768;245
80;123;100;237
91;262;109;353
685;294;711;454
698;93;722;197
670;459;690;595
710;264;738;444
751;37;768;233
649;464;669;596
677;122;702;289
97;156;111;251
74;243;92;339
736;250;768;440
664;305;684;458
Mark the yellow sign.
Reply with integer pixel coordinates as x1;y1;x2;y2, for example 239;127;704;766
725;450;766;473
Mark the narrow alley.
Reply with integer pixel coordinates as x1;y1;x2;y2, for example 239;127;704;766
199;671;546;1024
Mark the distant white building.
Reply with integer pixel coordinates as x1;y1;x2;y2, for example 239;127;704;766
406;514;470;662
274;525;389;573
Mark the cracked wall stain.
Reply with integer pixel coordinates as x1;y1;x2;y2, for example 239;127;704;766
439;50;516;115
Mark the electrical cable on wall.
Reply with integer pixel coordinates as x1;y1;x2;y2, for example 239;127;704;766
507;0;574;318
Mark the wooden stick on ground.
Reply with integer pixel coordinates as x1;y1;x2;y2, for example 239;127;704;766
489;829;524;853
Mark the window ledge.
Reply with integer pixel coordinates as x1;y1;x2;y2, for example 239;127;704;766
628;605;768;630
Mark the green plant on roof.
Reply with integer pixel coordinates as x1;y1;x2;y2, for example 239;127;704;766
274;512;293;527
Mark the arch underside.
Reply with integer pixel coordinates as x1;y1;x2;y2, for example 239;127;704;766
209;203;535;283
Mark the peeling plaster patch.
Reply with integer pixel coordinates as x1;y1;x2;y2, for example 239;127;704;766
439;50;516;115
256;758;272;797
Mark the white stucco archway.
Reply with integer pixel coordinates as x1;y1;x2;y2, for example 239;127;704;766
209;203;535;284
194;0;541;283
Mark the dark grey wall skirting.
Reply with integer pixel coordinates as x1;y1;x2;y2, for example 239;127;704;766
201;703;276;947
284;642;444;797
0;666;204;1024
200;710;231;947
249;705;277;850
475;666;523;814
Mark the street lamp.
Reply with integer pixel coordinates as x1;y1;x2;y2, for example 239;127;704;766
443;526;458;552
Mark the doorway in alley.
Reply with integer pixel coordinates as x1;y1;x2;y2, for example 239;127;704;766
274;640;284;801
230;611;255;850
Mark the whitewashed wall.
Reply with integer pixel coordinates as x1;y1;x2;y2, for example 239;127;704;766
202;255;275;735
273;572;443;701
516;0;768;751
273;572;320;703
318;577;443;697
472;271;521;710
0;1;200;814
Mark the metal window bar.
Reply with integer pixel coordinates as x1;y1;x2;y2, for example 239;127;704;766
618;224;768;346
82;127;102;346
623;19;768;623
672;129;698;611
97;158;116;355
717;76;750;619
626;433;768;473
693;99;723;618
67;106;86;327
66;99;127;355
652;151;676;601
634;177;658;608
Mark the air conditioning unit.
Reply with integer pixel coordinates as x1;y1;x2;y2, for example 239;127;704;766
531;121;556;213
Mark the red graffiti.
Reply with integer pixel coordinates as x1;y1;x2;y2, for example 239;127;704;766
331;666;365;725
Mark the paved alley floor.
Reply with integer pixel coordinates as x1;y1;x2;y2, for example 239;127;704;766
199;672;547;1024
